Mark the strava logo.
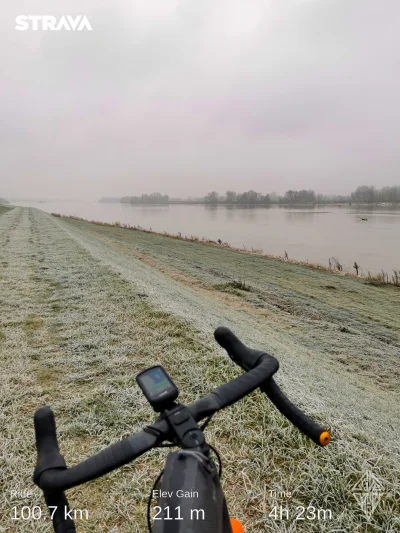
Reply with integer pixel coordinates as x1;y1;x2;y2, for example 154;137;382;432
15;15;93;31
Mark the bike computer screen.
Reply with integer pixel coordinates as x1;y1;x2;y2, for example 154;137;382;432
136;366;179;412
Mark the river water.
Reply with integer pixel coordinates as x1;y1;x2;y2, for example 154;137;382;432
13;201;400;275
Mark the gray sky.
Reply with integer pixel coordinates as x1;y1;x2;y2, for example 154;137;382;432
1;0;400;200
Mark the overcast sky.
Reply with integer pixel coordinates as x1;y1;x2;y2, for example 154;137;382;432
1;0;399;200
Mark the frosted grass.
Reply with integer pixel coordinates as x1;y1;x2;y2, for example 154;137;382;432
0;207;399;532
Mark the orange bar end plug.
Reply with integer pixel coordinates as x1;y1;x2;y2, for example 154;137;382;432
319;431;331;446
230;518;244;532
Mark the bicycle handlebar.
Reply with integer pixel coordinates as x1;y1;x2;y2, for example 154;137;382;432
33;327;330;532
214;327;330;446
261;379;331;446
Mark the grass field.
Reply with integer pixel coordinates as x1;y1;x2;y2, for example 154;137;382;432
1;207;399;532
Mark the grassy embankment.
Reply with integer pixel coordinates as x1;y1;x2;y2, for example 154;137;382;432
0;205;12;215
53;213;400;287
1;206;399;532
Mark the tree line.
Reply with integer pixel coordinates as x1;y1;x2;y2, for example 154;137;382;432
113;185;400;205
204;190;272;205
204;185;400;204
121;193;169;204
204;189;316;204
350;185;400;203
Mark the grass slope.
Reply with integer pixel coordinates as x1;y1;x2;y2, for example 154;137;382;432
0;207;399;532
0;205;13;216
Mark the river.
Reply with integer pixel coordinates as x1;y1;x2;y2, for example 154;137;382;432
13;201;400;275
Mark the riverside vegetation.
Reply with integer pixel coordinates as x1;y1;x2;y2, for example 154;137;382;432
1;206;399;532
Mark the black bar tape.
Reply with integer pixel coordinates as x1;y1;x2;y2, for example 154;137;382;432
44;491;76;533
214;326;270;371
34;407;67;483
212;356;279;408
37;430;158;491
261;379;330;446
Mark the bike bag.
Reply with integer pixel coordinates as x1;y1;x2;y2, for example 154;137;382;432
154;450;232;533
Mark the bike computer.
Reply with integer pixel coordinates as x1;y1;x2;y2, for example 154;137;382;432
136;366;179;412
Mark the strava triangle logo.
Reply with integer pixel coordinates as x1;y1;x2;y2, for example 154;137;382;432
15;15;93;31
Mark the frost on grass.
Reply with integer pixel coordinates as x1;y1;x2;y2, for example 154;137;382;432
0;207;399;532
